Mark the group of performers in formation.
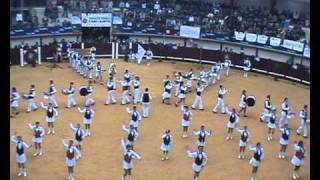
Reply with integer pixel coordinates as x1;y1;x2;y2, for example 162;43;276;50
10;49;309;180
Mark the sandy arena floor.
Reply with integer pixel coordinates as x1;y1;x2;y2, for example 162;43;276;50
10;59;310;180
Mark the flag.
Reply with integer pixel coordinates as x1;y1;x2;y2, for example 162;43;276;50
136;44;146;64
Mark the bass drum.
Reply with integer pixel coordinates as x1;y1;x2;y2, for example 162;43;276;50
246;95;256;107
79;87;89;96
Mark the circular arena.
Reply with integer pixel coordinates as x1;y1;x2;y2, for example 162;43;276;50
10;0;310;180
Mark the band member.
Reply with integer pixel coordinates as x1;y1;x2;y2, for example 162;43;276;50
162;79;173;105
145;48;153;66
78;105;95;136
210;63;219;84
224;55;231;76
28;122;45;156
236;126;250;159
185;68;194;92
243;58;251;77
296;105;308;138
95;61;104;84
126;106;142;131
121;80;131;105
193;125;213;147
141;88;152;118
174;72;183;97
216;62;222;81
105;77;117;105
161;129;173;161
279;97;290;128
249;142;264;180
122;123;139;145
259;95;272;123
278;124;291;159
85;58;94;79
45;80;58;108
133;76;141;104
85;80;95;106
238;90;248;117
121;139;142;180
267;107;277;141
90;46;96;59
62;139;81;180
64;82;77;108
10;87;21;117
175;81;187;107
24;84;38;113
124;69;133;94
181;105;193;138
213;85;227;113
291;140;306;179
11;134;32;177
163;75;171;87
185;145;208;180
40;102;58;134
225;107;240;140
191;82;205;110
69;123;85;158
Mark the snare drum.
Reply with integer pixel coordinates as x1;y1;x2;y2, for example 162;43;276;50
246;95;256;107
79;87;89;96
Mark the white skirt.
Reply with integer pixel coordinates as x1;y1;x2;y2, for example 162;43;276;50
279;138;289;145
192;163;203;172
178;93;186;99
249;157;261;167
239;140;248;147
46;116;55;123
130;120;139;128
83;118;92;125
66;157;76;167
32;137;43;144
162;92;171;99
291;156;304;167
239;102;247;108
160;143;171;151
244;67;250;71
227;121;236;129
197;140;206;147
267;122;276;129
123;160;134;170
181;119;191;127
16;153;26;163
11;101;19;107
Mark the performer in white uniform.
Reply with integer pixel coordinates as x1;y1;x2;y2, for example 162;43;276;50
122;124;139;146
185;145;208;180
296;105;309;138
85;80;95;106
78;105;95;136
191;82;205;110
279;97;292;128
213;85;227;113
24;84;38;113
278;124;291;159
162;79;173;105
249;142;264;180
210;63;219;84
145;48;153;66
181;105;193;138
63;82;77;108
236;126;250;159
121;79;131;105
175;81;187;107
123;69;133;95
267;107;277;141
85;58;94;79
174;72;183;97
126;106;142;131
11;134;32;177
121;139;142;180
238;90;248;117
62;139;81;180
193;125;213;147
45;80;58;108
94;61;105;85
141;88;152;118
160;129;173;161
28;122;45;156
69;123;85;158
259;95;272;123
243;58;251;77
185;68;194;92
223;54;232;76
225;107;240;140
10;87;21;117
40;102;58;134
291;140;306;179
133;76;141;104
105;77;117;105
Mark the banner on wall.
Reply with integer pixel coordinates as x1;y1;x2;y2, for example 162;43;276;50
179;25;201;39
81;13;112;27
234;31;245;41
292;41;304;52
269;37;281;46
71;16;81;24
245;33;257;42
303;46;310;58
282;39;295;49
112;16;123;25
257;35;268;44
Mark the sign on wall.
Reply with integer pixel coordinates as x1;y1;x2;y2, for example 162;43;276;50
179;25;201;39
257;35;268;44
270;37;281;47
234;31;245;41
81;13;112;27
245;33;257;42
303;46;310;58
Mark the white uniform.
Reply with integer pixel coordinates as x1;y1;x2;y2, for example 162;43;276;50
192;85;204;110
133;79;141;104
78;107;95;125
291;143;306;166
249;147;264;167
106;80;116;104
11;92;21;108
121;81;130;105
40;104;58;123
126;107;142;128
11;136;30;163
160;133;173;151
175;76;183;97
185;71;194;88
187;150;208;172
181;106;193;127
86;60;94;79
213;87;227;113
63;142;80;167
123;125;139;145
70;124;85;146
85;85;95;106
193;130;212;147
28;124;45;144
267;114;277;129
243;59;251;71
146;50;153;60
279;127;290;145
279;101;290;128
26;88;37;112
47;84;58;107
210;65;218;84
224;59;231;76
296;109;308;137
162;82;173;100
239;94;247;108
141;92;152;117
237;129;250;147
95;64;103;78
226;108;240;129
65;85;77;108
178;85;187;99
121;139;142;170
260;99;272;122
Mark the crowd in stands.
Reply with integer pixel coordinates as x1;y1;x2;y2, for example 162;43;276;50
10;0;309;42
